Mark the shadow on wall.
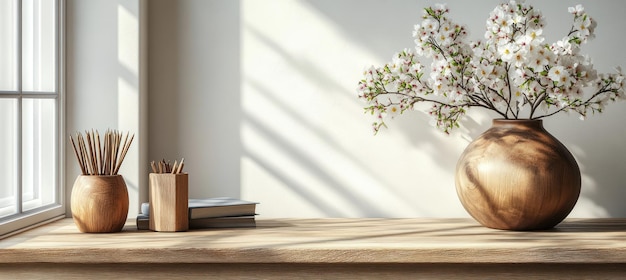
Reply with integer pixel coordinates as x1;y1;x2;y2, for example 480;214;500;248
241;24;424;217
298;0;498;170
550;113;626;217
240;0;481;218
148;0;182;166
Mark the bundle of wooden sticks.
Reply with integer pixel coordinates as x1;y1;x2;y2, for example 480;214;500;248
151;158;185;174
70;129;134;175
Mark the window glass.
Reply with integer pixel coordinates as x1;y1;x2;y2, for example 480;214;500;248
22;98;56;211
0;0;18;91
22;0;56;92
0;0;62;236
0;99;18;218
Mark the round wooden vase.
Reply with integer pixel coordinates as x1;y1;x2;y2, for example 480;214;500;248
71;175;129;233
455;119;581;231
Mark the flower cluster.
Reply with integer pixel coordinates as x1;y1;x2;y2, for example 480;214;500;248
357;1;625;134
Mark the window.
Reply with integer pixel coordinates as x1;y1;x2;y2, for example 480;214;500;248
0;0;64;237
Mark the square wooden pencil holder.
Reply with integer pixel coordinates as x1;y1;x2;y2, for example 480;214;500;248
149;173;189;232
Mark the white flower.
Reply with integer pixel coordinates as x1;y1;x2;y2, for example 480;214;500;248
527;56;544;70
526;29;544;45
476;63;494;80
413;24;430;44
387;104;401;118
409;62;423;75
513;68;532;87
422;18;439;34
436;30;453;47
431;79;445;95
497;14;514;35
512;48;528;68
574;15;593;41
568;4;584;16
412;24;420;38
535;47;554;65
557;98;569;108
434;3;448;13
576;15;592;29
484;29;495;41
576;63;597;85
364;66;379;81
548;66;570;86
499;43;518;62
552;38;573;55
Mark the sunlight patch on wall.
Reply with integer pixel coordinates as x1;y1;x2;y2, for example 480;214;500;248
117;1;141;213
117;3;138;77
241;0;468;217
567;145;610;217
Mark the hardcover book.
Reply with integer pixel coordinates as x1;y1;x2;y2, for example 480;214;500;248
188;197;258;219
136;214;149;230
136;197;259;230
189;216;256;229
136;215;256;230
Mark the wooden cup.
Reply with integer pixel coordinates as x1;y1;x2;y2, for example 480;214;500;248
71;175;129;233
149;173;189;232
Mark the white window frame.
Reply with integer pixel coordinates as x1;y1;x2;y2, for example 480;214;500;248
0;0;65;238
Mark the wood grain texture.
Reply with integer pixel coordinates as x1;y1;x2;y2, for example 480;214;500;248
456;119;581;230
149;173;189;232
70;175;129;233
2;218;626;279
2;263;626;280
2;218;626;265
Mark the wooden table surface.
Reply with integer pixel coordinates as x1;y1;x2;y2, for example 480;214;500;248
2;218;626;279
2;218;626;264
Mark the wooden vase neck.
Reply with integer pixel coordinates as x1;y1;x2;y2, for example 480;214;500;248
492;119;544;130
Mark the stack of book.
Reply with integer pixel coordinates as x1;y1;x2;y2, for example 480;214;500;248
137;197;258;230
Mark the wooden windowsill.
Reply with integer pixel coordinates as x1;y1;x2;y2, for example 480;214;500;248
1;218;626;278
2;218;626;264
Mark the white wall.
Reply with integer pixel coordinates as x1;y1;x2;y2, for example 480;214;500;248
65;0;148;217
148;0;241;200
147;0;626;218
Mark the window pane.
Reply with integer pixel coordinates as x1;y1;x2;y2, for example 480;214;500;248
0;0;18;91
22;0;56;92
0;99;18;218
22;98;56;211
